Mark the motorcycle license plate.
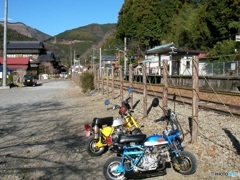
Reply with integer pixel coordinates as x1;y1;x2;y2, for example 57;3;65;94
86;131;91;137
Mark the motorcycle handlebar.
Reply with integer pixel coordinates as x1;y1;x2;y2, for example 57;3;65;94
107;105;120;110
125;97;131;103
154;117;166;123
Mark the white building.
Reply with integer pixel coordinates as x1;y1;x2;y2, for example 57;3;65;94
135;42;206;76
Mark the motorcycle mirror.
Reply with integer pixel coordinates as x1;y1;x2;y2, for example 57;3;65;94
152;98;159;107
104;99;110;105
128;87;133;94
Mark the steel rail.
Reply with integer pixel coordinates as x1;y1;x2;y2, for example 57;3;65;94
102;80;240;117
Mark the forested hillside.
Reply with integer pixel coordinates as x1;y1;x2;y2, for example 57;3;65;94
0;22;51;41
113;0;240;63
46;23;116;65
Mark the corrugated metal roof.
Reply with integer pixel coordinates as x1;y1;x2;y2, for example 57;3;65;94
147;42;177;54
8;65;28;71
0;57;29;71
0;57;29;65
146;42;207;55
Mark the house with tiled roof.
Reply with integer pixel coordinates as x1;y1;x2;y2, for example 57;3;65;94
6;41;46;75
6;41;61;74
0;41;60;84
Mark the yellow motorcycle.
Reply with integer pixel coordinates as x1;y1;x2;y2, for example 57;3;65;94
84;88;142;156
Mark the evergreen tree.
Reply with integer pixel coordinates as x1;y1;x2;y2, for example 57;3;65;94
115;0;240;61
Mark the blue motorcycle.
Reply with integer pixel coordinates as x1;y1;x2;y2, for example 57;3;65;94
103;96;197;180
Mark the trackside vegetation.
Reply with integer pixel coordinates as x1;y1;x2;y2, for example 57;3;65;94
80;71;94;93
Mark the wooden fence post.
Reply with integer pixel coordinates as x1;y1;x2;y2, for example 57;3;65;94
142;63;147;118
129;64;133;108
119;66;123;103
106;68;109;97
191;56;199;143
162;60;168;116
93;70;97;91
111;64;115;99
101;68;104;95
97;69;100;91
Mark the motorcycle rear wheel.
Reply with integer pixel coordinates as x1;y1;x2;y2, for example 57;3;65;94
103;157;126;180
85;136;108;156
173;150;197;175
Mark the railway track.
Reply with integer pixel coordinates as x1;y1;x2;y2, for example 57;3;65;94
102;80;240;117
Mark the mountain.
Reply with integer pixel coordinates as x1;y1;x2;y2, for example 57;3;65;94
0;22;116;66
0;22;52;41
46;23;116;64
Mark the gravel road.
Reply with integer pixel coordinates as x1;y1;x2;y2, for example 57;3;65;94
0;80;111;180
0;80;239;180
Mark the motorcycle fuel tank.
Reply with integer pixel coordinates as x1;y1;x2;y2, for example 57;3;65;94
102;126;114;137
112;117;127;127
144;134;168;146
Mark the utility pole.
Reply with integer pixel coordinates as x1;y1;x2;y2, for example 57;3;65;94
2;0;8;87
92;48;95;70
70;42;72;75
99;48;102;75
74;50;76;67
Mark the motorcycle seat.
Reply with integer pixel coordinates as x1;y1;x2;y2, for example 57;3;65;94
117;134;147;144
93;117;114;128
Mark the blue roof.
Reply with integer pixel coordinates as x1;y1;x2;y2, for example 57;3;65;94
102;55;117;61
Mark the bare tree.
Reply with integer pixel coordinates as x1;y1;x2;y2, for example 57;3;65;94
13;70;26;84
39;62;57;74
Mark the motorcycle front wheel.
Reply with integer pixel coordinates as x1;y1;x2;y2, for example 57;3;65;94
103;157;126;180
85;136;108;156
173;150;197;175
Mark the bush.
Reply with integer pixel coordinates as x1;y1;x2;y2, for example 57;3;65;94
80;71;94;93
8;73;13;83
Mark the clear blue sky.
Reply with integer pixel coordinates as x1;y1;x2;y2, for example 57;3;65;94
0;0;124;36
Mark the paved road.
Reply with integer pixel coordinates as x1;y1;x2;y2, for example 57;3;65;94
0;80;111;180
